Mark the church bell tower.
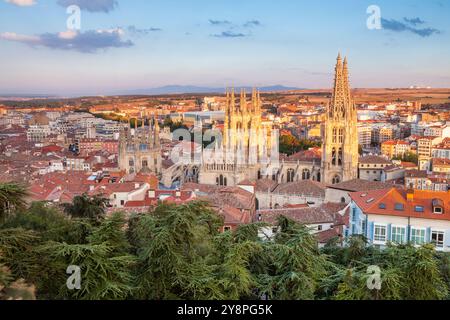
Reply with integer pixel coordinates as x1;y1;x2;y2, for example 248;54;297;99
321;54;359;184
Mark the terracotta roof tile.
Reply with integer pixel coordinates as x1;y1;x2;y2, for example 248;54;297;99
274;180;326;197
328;179;399;192
258;203;346;225
359;155;391;165
350;188;450;221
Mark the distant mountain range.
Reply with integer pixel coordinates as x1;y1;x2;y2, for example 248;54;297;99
0;85;302;100
115;85;302;96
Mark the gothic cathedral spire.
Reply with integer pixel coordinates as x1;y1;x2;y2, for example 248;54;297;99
321;54;358;185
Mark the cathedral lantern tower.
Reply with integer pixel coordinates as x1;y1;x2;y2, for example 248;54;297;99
321;54;359;184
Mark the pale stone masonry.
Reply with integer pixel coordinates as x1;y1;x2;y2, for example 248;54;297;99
321;54;359;185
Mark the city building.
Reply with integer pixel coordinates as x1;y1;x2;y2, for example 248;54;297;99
347;188;450;251
358;125;372;148
424;124;450;139
405;170;449;192
432;138;450;159
381;140;411;159
418;137;443;158
432;158;450;175
358;155;392;182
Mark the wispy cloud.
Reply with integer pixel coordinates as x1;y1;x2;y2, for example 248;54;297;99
57;0;118;13
208;19;231;26
403;17;425;26
211;31;246;38
127;25;162;36
243;20;261;28
0;28;133;53
381;18;441;37
5;0;36;6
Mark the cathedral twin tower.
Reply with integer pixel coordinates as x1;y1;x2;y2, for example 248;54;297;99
202;53;358;186
118;54;359;187
321;54;359;185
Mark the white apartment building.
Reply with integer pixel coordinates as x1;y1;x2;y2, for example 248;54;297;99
27;125;51;142
424;125;450;139
358;125;372;148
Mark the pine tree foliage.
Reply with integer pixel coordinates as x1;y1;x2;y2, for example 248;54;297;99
0;182;449;300
0;183;29;222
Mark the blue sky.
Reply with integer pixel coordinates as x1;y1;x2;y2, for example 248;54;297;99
0;0;449;95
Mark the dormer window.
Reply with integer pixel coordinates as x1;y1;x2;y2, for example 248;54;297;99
434;207;443;214
432;199;444;215
379;203;386;209
394;203;404;211
414;206;424;213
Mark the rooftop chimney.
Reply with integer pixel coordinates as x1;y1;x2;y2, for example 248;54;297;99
406;189;414;202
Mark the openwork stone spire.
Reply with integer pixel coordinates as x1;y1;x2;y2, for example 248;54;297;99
321;54;359;185
330;53;354;121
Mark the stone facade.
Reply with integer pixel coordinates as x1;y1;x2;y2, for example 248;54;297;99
118;117;162;176
321;54;359;185
199;88;277;187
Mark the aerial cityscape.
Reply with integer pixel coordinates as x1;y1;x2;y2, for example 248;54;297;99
0;0;449;305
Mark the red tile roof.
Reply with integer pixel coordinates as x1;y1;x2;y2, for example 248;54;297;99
359;155;391;165
350;188;450;221
258;203;347;225
328;179;399;192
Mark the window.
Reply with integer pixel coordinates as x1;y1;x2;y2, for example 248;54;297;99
361;220;367;235
302;169;311;181
352;208;357;222
339;128;344;143
434;207;443;214
218;175;227;186
379;203;386;209
332;175;341;184
431;231;445;248
287;169;295;183
391;226;406;244
394;203;404;211
341;197;346;204
224;226;231;232
411;228;426;245
414;206;424;213
318;225;323;231
332;148;337;166
374;225;387;243
120;200;125;206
